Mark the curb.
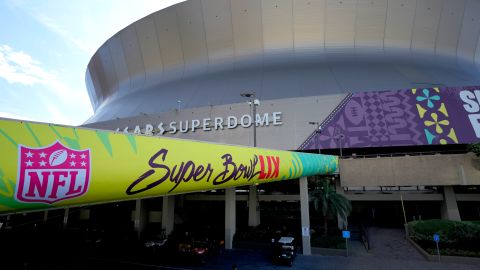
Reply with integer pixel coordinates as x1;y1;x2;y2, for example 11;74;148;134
406;237;480;265
311;247;347;257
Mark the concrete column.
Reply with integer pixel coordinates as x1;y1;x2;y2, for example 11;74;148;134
79;209;91;220
1;215;9;229
441;186;461;221
134;199;147;239
162;196;175;236
43;210;48;224
335;179;347;229
225;187;236;250
299;177;311;255
63;208;69;228
248;185;260;227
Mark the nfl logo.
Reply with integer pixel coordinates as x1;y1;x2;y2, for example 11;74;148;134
15;141;91;204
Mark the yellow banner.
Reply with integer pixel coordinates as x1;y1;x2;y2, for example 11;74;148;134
0;119;337;213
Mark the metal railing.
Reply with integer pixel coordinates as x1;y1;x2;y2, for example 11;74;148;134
339;149;468;159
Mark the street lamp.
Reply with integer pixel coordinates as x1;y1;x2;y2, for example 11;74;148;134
335;133;345;158
177;100;182;111
308;121;322;154
241;92;261;226
240;92;259;147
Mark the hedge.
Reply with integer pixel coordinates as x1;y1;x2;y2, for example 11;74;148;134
408;219;480;256
408;220;480;244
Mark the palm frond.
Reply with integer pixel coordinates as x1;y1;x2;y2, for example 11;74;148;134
308;179;352;220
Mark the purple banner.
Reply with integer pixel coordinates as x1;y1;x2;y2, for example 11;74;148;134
300;86;480;150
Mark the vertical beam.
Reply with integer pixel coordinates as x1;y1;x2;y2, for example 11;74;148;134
6;215;10;228
335;179;347;229
441;186;461;221
134;199;147;239
162;196;175;236
63;208;69;228
79;209;91;221
300;177;311;255
225;187;236;250
248;185;260;226
459;166;467;185
43;210;48;224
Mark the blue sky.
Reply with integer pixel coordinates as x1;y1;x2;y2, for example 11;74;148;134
0;0;184;125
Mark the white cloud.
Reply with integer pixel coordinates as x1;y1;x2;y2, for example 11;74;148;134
40;97;72;125
1;0;186;126
0;44;85;101
34;13;91;53
9;0;186;56
0;45;54;85
0;44;92;125
0;111;33;121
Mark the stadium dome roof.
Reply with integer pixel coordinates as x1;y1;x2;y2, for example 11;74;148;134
85;0;480;123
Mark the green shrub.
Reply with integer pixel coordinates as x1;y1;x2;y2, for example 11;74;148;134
426;248;480;257
408;219;480;256
311;234;346;249
468;142;480;156
408;219;480;244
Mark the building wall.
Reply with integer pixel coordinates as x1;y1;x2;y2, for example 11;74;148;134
340;153;480;187
84;93;346;150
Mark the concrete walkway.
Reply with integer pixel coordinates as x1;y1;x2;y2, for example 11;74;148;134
200;249;477;270
366;227;424;261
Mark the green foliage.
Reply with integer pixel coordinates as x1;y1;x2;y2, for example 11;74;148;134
309;180;351;235
425;248;480;257
468;142;480;156
408;219;480;244
408;219;480;257
309;180;352;222
311;235;345;249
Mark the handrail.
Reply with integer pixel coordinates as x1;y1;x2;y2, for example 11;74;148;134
360;224;370;251
340;149;468;159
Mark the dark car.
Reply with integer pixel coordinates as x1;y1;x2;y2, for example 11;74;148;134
177;237;209;263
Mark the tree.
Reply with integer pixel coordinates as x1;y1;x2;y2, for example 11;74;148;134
468;142;480;157
309;179;352;235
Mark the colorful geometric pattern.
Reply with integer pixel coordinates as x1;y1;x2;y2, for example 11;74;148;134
300;86;480;150
413;88;458;145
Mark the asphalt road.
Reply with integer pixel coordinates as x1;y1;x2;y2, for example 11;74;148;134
10;249;478;270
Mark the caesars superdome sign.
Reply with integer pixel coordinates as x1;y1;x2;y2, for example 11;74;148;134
117;112;283;136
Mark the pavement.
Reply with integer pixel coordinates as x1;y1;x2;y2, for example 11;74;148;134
6;228;479;270
55;249;477;270
365;227;424;261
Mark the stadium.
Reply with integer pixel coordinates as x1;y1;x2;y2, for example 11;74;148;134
4;0;480;256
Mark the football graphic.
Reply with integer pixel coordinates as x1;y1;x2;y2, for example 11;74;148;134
49;149;68;166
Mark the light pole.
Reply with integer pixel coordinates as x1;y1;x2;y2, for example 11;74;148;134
335;133;345;158
240;92;258;147
241;92;260;227
333;129;345;158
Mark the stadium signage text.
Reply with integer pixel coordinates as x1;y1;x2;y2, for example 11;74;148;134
117;112;283;135
460;89;480;138
125;148;282;195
